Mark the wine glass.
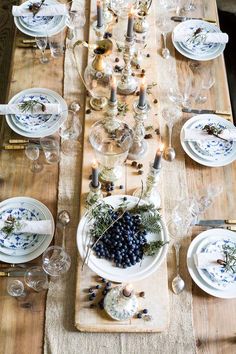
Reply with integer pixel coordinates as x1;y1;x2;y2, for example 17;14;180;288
25;144;43;173
59;109;82;155
195;69;215;104
42;246;71;277
35;36;49;64
7;280;26;298
24;266;49;292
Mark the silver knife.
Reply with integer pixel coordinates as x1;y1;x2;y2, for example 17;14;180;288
0;270;27;277
196;219;236;226
171;16;216;23
182;108;232;116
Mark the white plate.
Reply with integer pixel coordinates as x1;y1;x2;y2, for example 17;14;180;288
0;197;54;263
180;115;236;167
6;88;67;138
187;229;236;298
14;0;67;37
172;20;225;61
195;234;236;290
77;195;169;282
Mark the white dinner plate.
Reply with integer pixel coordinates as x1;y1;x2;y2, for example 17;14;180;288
195;234;236;290
187;229;236;298
6;88;67;138
77;195;169;283
172;20;226;61
180;115;236;167
14;0;67;37
0;197;54;263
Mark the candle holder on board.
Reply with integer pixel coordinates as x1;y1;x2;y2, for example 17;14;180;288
92;21;107;41
117;35;138;95
133;162;161;208
86;181;103;206
103;0;113;24
104;284;139;321
128;100;150;160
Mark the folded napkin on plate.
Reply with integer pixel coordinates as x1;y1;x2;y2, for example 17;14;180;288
0;104;60;115
12;4;67;17
0;220;53;235
173;30;229;44
183;128;236;141
194;252;224;268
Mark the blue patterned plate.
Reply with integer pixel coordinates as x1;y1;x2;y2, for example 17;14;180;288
19;2;54;28
196;234;236;290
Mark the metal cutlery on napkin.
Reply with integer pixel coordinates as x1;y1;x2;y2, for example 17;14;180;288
171;16;216;23
182;108;232;116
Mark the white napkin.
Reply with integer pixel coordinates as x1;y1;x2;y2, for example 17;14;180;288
183;128;236;141
173;30;229;44
0;220;53;235
12;4;67;17
194;252;224;269
0;103;60;115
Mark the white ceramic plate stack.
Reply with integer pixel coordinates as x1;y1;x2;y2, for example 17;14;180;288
14;0;67;37
6;88;68;138
180;114;236;167
77;195;169;282
187;229;236;298
0;197;54;263
172;20;226;61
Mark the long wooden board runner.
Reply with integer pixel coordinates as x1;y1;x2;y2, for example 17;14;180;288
74;1;169;332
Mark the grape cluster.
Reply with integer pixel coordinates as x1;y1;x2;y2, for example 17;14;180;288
93;211;148;268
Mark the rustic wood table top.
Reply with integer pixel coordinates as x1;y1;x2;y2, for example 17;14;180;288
0;0;236;353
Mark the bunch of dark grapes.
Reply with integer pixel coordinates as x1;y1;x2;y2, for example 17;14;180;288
93;211;148;268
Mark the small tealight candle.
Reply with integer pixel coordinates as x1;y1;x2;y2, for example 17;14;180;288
138;78;146;108
126;6;134;40
92;161;99;188
97;0;103;28
110;76;117;103
153;144;164;170
123;283;133;297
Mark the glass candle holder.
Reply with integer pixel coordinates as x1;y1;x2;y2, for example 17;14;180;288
89;118;133;182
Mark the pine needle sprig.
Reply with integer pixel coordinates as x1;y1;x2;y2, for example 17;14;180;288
202;124;228;142
28;0;45;17
19;99;46;114
143;240;169;256
217;244;236;274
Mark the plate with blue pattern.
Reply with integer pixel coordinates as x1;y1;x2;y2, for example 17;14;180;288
0;197;54;261
180;115;236;167
14;0;67;37
6;88;67;138
172;20;226;61
187;229;236;298
196;234;236;290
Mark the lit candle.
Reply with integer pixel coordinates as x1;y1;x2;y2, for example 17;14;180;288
123;283;133;297
138;78;146;108
153;144;164;170
97;0;103;28
126;6;134;40
92;161;99;188
110;76;117;103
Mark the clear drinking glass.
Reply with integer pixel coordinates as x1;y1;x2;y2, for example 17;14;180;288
48;32;64;58
24;266;49;292
7;280;26;298
59;109;82;155
40;136;60;164
66;10;86;40
35;36;49;64
183;0;196;12
110;0;137;18
25;144;43;173
195;70;215;104
42;246;71;277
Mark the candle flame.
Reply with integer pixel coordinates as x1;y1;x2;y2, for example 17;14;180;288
160;143;164;152
129;5;134;16
111;76;117;87
124;283;133;292
92;160;98;169
141;77;146;87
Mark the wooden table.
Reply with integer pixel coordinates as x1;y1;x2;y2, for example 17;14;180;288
0;0;236;353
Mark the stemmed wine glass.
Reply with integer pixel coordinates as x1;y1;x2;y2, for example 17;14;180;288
59;109;82;155
25;144;43;173
195;69;215;104
42;246;71;277
35;36;49;64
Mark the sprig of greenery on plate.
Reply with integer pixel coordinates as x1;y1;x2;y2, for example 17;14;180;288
18;100;46;114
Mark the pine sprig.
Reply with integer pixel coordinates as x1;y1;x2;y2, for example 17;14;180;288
28;0;45;17
217;244;236;274
143;240;168;256
19;99;46;114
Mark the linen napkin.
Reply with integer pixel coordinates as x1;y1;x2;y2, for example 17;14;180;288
173;30;229;44
12;4;68;17
0;103;60;115
183;128;236;141
194;252;224;269
0;220;53;235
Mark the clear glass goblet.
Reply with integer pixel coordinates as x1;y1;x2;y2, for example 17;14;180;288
35;36;49;64
195;70;215;104
59;109;82;155
24;266;49;292
25;144;43;173
42;246;71;277
66;10;86;40
7;280;26;298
